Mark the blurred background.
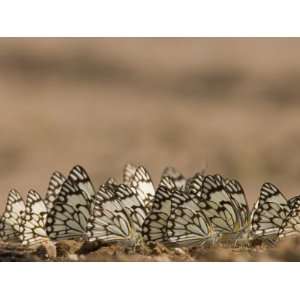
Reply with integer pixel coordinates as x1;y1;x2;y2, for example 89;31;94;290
0;38;300;211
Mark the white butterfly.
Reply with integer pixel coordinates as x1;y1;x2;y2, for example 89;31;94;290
20;190;48;246
130;166;155;210
44;171;66;211
166;189;217;247
250;182;291;242
162;166;186;190
142;184;173;244
0;189;25;242
278;196;300;239
115;184;147;233
123;163;137;186
86;185;137;245
46;165;95;241
196;175;244;241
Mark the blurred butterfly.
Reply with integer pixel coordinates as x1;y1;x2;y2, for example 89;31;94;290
46;165;95;241
162;166;186;190
250;182;291;242
20;190;48;246
123;163;137;186
0;189;25;242
185;172;205;198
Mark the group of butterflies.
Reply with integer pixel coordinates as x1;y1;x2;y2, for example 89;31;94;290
0;163;300;249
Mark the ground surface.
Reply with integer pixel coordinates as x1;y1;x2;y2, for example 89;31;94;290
1;237;300;262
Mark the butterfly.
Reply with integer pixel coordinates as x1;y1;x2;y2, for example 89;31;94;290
86;185;137;245
20;190;48;246
185;172;205;198
162;166;186;190
123;163;137;186
159;175;177;191
278;196;300;239
0;189;25;242
196;175;244;240
225;178;250;230
142;184;173;244
130;166;155;210
44;171;66;211
166;189;217;247
46;165;95;241
250;182;291;242
115;184;147;233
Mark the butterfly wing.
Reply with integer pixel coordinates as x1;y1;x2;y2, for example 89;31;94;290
142;185;173;244
44;171;66;211
86;186;134;243
115;184;147;232
123;163;137;186
20;190;48;246
162;166;186;190
198;175;241;235
46;174;91;241
278;196;300;239
251;182;290;240
0;189;25;241
186;173;205;198
225;179;249;229
130;166;155;210
166;206;215;247
69;165;95;203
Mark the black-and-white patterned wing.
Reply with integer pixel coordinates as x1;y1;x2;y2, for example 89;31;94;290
186;173;205;198
225;179;250;229
46;175;91;241
130;166;155;209
142;185;173;244
115;184;147;232
44;171;66;211
166;206;215;247
69;165;95;203
278;197;300;239
198;175;241;234
159;176;177;191
20;190;48;246
123;163;137;186
250;182;290;240
0;189;25;241
162;166;186;190
86;186;134;243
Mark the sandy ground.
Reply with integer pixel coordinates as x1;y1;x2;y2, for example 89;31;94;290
1;39;300;212
1;237;300;262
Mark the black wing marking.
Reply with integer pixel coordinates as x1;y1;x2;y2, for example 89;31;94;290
123;163;137;186
46;175;91;241
20;190;48;246
250;182;290;239
142;185;173;244
0;189;25;241
115;184;147;232
198;175;241;234
86;186;135;243
130;166;155;210
162;166;186;190
44;171;66;211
